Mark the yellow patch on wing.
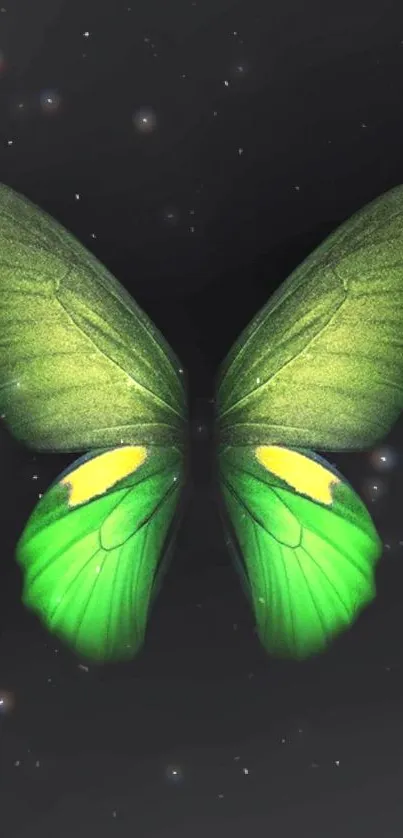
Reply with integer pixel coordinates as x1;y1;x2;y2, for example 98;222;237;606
255;445;339;506
61;446;147;507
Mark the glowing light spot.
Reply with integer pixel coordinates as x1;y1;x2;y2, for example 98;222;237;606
160;205;179;225
369;445;398;472
255;445;339;506
61;446;147;507
39;89;62;113
0;690;15;714
361;476;388;504
132;107;157;133
165;764;183;783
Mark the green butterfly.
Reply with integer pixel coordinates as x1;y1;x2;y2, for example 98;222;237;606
1;183;403;663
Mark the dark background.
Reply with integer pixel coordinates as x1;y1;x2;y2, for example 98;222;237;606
1;0;403;835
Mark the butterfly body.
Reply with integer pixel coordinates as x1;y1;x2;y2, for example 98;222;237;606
1;183;403;661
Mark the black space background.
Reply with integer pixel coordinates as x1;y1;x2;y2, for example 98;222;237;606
1;1;403;836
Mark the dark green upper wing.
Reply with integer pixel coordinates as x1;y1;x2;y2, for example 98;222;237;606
0;183;186;452
217;185;403;450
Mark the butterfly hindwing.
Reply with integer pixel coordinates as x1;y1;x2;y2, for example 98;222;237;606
17;445;185;662
219;444;381;658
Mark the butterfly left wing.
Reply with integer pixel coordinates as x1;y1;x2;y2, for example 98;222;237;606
0;184;187;661
219;445;380;659
17;445;184;662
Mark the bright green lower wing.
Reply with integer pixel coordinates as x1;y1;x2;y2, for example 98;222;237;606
219;444;381;659
17;444;184;662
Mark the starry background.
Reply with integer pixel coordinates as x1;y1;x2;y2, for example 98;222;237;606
1;0;403;835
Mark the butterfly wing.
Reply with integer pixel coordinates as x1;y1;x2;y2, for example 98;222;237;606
219;445;380;658
17;445;184;662
218;185;403;451
217;186;403;658
0;183;185;451
0;184;187;661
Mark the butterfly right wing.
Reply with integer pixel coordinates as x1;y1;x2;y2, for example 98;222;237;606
216;186;403;658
